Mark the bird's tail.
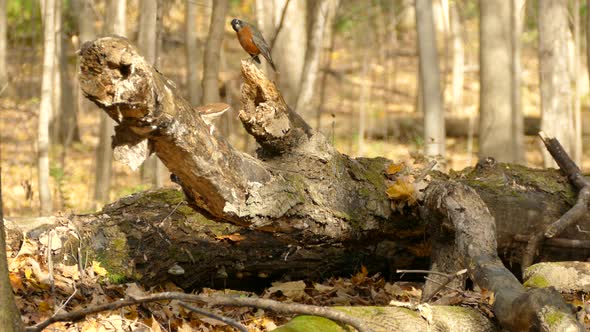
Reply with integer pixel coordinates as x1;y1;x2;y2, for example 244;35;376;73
263;55;277;72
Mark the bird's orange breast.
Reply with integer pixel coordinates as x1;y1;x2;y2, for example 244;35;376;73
237;26;260;55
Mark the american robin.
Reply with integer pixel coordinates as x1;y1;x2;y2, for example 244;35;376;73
196;102;231;134
231;18;277;71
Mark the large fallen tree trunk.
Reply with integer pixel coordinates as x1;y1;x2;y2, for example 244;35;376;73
77;37;585;330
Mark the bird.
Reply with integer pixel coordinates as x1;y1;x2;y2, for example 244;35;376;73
230;18;277;71
196;103;231;134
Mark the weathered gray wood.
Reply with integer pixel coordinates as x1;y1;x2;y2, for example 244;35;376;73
77;36;590;332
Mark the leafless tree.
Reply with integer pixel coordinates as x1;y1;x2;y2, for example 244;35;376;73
0;0;7;89
0;172;24;331
256;0;307;106
450;2;463;114
572;0;582;165
38;0;57;215
95;0;126;204
294;0;333;119
479;0;513;162
511;0;526;164
185;0;200;105
201;0;228;104
539;0;573;167
137;0;165;187
415;0;445;162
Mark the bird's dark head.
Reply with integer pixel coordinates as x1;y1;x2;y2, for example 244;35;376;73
231;18;244;32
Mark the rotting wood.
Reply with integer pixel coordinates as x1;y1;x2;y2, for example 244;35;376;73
77;36;588;331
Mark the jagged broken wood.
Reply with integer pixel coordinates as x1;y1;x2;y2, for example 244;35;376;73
77;36;586;331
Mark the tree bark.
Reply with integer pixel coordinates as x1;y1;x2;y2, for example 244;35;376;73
77;36;587;331
415;0;445;161
573;0;583;166
261;0;306;106
539;0;573;168
38;0;56;215
294;0;330;119
137;0;165;188
95;0;126;205
185;0;201;105
201;0;228;104
0;171;25;332
511;0;526;164
479;0;513;162
450;2;463;114
0;0;7;89
58;0;80;146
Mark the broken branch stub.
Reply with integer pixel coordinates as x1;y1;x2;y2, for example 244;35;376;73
79;36;269;220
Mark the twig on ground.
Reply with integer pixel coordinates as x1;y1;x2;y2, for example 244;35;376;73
26;292;374;332
178;302;248;332
396;269;453;278
422;269;467;302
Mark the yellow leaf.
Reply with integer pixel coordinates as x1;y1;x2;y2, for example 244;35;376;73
24;267;33;280
9;272;24;292
38;301;51;312
351;265;368;285
92;261;108;277
386;163;404;175
151;317;162;332
215;233;246;243
386;177;416;204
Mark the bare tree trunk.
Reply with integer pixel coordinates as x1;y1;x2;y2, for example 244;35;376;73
0;0;7;89
294;0;331;119
201;0;228;104
185;0;200;105
539;0;573;168
57;0;79;146
38;0;56;215
450;2;463;113
74;0;95;114
315;0;339;131
573;0;583;165
357;52;369;156
510;0;526;164
479;0;513;162
415;0;445;162
95;0;126;204
269;0;307;106
0;171;24;331
50;0;62;143
137;0;165;187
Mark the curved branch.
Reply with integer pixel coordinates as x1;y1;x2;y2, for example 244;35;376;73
424;181;582;331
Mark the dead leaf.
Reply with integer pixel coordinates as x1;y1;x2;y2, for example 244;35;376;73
215;233;246;243
125;283;146;299
92;261;108;277
151;317;162;332
313;283;334;293
60;264;80;280
386;163;404;175
386;176;417;205
351;265;368;285
9;272;24;292
267;280;307;300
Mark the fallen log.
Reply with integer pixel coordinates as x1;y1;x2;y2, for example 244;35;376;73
77;36;585;331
